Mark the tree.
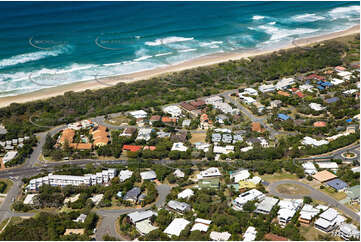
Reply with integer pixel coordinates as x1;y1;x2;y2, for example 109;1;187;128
303;196;312;204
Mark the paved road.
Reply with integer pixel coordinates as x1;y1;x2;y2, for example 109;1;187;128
268;180;360;223
95;184;171;240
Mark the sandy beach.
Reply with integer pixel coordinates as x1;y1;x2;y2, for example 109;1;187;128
0;24;359;108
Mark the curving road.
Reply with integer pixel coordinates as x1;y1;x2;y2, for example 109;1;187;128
268;180;360;223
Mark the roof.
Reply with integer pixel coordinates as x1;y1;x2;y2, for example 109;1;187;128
177;188;194;199
164;218;190;237
256;196;279;213
23;194;36;205
167;200;191;212
140;170;157;180
162;116;177;123
69;143;92;150
325;97;339;104
124;187;141;201
277;90;291;97
306;74;325;80
313;121;327;127
264;233;288;241
179;102;196;111
59;128;75;144
210;231;231;241
243;226;257;241
252;122;264;133
149;115;161;121
319;208;339;221
347;185;360;199
326;178;348;191
190;99;205;108
128;210;155;223
295;91;304;98
278;113;290;120
122;145;142;152
191;223;209;232
136;219;158;235
312;170;337;182
64;229;85;235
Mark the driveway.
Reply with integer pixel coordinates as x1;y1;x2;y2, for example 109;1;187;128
268;180;360;223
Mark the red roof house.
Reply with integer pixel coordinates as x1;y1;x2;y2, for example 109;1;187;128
122;145;142;152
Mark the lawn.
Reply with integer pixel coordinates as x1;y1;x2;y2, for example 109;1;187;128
320;187;347;201
0;178;13;194
299;225;331;241
190;132;206;143
275;183;310;195
258;172;299;183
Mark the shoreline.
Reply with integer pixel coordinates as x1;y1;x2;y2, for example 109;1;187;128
0;24;359;108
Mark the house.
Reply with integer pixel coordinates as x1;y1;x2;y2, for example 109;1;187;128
157;131;171;138
167;200;191;214
122;145;142;153
73;214;87;223
302;136;328;146
191;218;212;232
173;169;185;178
162;116;177;124
270;100;282;108
298;204;320;224
295;91;304;98
213;145;234;154
64;229;85;236
331;78;345;85
136;128;153;141
309;103;325;111
277;199;303;226
313;121;327;127
255;197;279;214
120;127;137;137
278;114;290;121
198;177;220;189
69;143;92;150
163;105;182;117
346;185;360;203
149;115;161;125
264;233;288;241
182;119;191;127
230;169;250;183
129;110;147;119
136;219;158;235
200;113;212;129
179;102;196;112
315;208;345;233
89;194;104;206
190;99;206;109
205;96;223;105
118;170;133;182
140;170;157;180
299;84;314;92
2;151;17;164
164;218;190;237
302;162;317;175
23;194;37;205
233;189;265;211
239;95;256;104
306;74;325;81
276;77;295;90
216;114;228;124
171;142;188;152
243;88;258;96
210;231;231;241
326;178;348;192
194;142;211;152
59;129;75;145
243;226;257;241
312;170;337;183
124;187;141;202
171;131;187;143
198;167;222;179
128;210;156;224
252;122;265;133
258;84;275;93
317;162;338;172
277;90;291;97
325;97;340;104
64;194;80;204
337;223;360;240
177;188;194;199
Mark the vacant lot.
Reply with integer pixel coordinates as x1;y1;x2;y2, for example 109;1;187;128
276;183;310;195
258;172;299;183
190;132;206;143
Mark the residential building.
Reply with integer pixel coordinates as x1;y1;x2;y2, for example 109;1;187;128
122;145;142;152
179;102;196;112
164;218;190;237
129;110;147;119
252;122;264;133
157;131;171;138
317;162;338;172
149;115;161;125
277;199;303;226
243;88;258;96
136;128;153;141
314;121;327;127
213;145;234;154
23;194;37;205
276;77;295;90
259;84;275;93
182;119;191;127
210;231;231;241
233;189;265;211
194;142;211;152
124;187;141;203
346;185;360;203
312;170;337;183
255;197;279;214
120;127;137;137
230;169;250;183
167;200;191;214
243;226;257;241
299;84;314;92
198;167;222;179
302;136;329;146
64;229;85;236
178;188;194;199
270;100;282;109
326;178;348;192
140;170;157;180
337;223;360;240
239;95;256;104
331;78;344;85
205;96;223;105
89;194;104;206
309;103;325;111
171;142;188;152
277;90;291;97
128;210;156;224
118;170;133;182
163;105;182;117
136;219;158;235
302;162;317;175
59;129;75;145
162;116;177;124
171;131;187;143
298;204;320;224
173;169;185;178
2;151;17;164
315;208;345;233
73;214;87;223
191;218;212;232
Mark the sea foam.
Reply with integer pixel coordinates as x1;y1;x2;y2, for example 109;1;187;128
145;36;194;46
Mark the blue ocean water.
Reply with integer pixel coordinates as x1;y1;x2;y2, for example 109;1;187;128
0;1;359;97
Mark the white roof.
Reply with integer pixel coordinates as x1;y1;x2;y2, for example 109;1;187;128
177;188;194;199
315;217;333;228
331;78;344;85
195;218;212;225
118;170;133;182
171;142;188;152
164;218;190;237
256;196;279;212
213;145;234;154
319;208;338;221
130;110;147;118
90;194;104;205
258;84;275;92
299;204;320;220
136;219;158;235
2;151;18;163
191;223;209;232
339;223;360;236
140;170;157;180
276;77;295;90
343;89;358;95
205;96;223;104
234;189;264;206
230;170;250;183
351;167;360;173
244;88;258;96
173;169;185;178
64;193;80;204
243;226;257;241
317;162;338;170
299;84;314;92
302;136;329;146
128;210;155;223
278;199;303;210
248;176;262;185
315;205;329;211
163;105;182;117
210;231;231;241
309;103;325;111
241;146;253;152
23;194;36;205
199;167;222;178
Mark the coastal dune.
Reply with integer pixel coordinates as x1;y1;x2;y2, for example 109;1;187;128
0;25;359;108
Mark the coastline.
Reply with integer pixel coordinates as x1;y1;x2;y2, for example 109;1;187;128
0;24;359;108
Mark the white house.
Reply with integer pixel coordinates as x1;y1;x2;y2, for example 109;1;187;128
163;105;182;117
173;169;185;178
302;162;317;175
23;194;37;205
299;84;314;92
2;151;17;164
277;199;303;226
309;103;325;111
317;162;338;172
210;231;231;241
315;208;346;233
276;77;295;90
230;169;250;183
302;136;329;146
205;96;223;105
331;78;345;85
239;95;256;104
243;226;257;241
299;204;320;224
233;189;265;211
258;84;275;93
213;145;234;154
243;88;258;96
129;110;147;119
118;170;133;182
136;128;153;141
337;223;360;240
164;218;190;237
171;142;188;152
140;170;157;180
198;167;222;179
177;188;194;199
191;218;212;232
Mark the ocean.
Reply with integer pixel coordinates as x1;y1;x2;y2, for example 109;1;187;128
0;1;359;97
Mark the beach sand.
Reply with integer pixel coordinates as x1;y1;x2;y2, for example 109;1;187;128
0;24;359;108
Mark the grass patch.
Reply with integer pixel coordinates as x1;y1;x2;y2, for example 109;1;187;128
320;187;347;201
258;172;299;183
190;132;206;143
0;178;13;194
275;183;310;195
299;225;327;241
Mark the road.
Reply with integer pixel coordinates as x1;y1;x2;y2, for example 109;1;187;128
95;184;171;240
268;180;360;223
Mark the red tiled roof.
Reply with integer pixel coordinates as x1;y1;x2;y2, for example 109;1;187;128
335;66;346;71
143;146;156;151
122;145;142;152
295;91;304;98
306;74;325;81
150;115;161;121
313;121;327;127
252;122;264;133
200;113;209;122
277;90;291;97
162;117;177;123
69;143;92;150
291;87;298;92
59;129;75;144
190;99;206;108
179;102;196;111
